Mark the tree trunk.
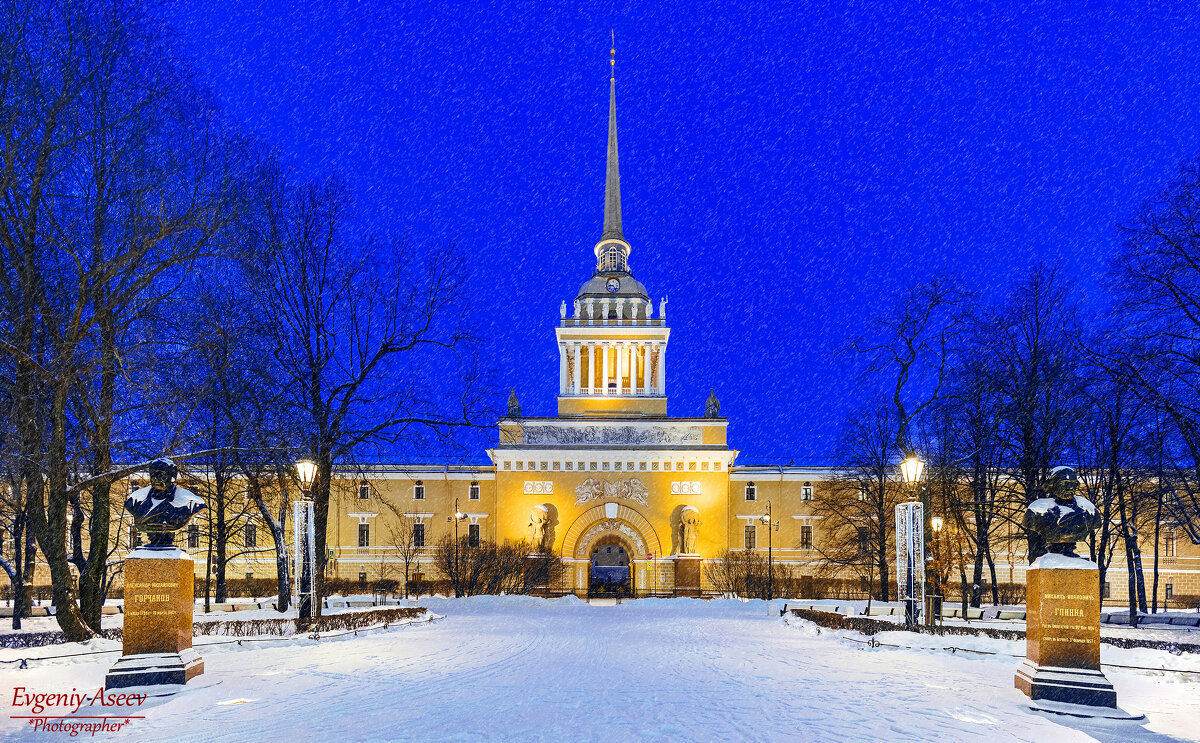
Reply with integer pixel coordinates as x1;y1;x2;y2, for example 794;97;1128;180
38;387;94;640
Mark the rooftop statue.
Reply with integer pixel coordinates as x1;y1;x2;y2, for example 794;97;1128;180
507;389;522;418
125;458;205;550
1023;466;1100;560
704;389;720;418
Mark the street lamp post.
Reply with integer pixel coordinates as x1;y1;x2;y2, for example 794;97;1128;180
930;515;944;625
294;459;318;621
760;501;779;601
899;455;926;626
448;498;467;597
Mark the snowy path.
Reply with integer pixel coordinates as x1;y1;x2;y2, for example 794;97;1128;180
1;596;1196;742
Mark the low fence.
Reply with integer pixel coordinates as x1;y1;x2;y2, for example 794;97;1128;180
0;607;427;649
789;608;1200;654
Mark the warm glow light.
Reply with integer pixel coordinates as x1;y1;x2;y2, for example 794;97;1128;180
899;456;925;483
295;459;317;487
931;516;944;532
455;511;466;521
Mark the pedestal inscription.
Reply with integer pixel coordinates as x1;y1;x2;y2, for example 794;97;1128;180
1014;557;1115;708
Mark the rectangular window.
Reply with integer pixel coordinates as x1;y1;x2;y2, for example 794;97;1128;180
128;525;140;549
469;482;480;500
187;524;200;550
1166;583;1174;600
413;482;425;500
702;462;709;471
553;462;560;470
245;523;257;549
358;481;370;499
857;528;869;555
413;523;425;548
801;485;814;501
358;572;367;583
1103;582;1111;599
1165;532;1177;557
744;525;756;550
468;524;480;547
745;483;756;501
801;525;813;550
504;462;510;470
358;523;370;548
245;572;254;580
614;462;622;471
566;462;573;470
540;462;547;471
858;488;868;502
639;462;647;471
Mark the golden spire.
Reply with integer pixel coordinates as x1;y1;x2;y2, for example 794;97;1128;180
610;30;615;81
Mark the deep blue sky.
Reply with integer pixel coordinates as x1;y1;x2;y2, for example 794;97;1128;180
163;1;1200;462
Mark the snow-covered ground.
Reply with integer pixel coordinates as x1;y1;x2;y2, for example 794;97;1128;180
1;596;1197;742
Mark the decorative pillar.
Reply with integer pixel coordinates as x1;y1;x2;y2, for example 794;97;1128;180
656;344;666;394
616;344;625;395
586;343;595;394
642;345;651;394
558;344;567;394
572;344;581;394
602;343;610;394
628;343;636;392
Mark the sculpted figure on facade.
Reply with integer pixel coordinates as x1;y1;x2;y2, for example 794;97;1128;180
125;458;205;549
507;389;522;418
680;506;700;554
529;505;550;550
575;477;649;506
1023;466;1100;560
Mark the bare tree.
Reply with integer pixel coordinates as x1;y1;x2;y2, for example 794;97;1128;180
0;1;246;639
379;499;420;599
816;401;905;600
246;167;492;617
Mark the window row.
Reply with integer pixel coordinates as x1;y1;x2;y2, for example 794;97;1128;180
503;460;722;472
410;481;481;500
742;524;814;550
744;482;815;501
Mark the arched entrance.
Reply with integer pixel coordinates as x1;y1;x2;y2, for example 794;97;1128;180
588;534;634;597
561;502;662;596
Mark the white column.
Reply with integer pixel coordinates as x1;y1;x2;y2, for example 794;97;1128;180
587;343;595;394
558;344;567;394
602;343;610;394
627;343;635;394
643;345;652;398
616;344;625;395
572;344;581;394
656;344;666;394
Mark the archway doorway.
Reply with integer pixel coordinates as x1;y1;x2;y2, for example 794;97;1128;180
588;535;634;598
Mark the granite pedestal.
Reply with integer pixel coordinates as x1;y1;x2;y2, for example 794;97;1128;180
106;548;203;689
1014;554;1115;709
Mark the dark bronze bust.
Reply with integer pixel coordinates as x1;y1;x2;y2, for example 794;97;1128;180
1023;466;1100;559
125;458;206;549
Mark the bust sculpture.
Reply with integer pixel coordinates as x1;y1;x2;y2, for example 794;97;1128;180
529;505;549;549
704;389;720;418
1023;466;1100;560
507;389;522;418
125;458;206;550
681;506;700;554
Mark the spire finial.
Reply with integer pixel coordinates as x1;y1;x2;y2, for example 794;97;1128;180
601;34;624;243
